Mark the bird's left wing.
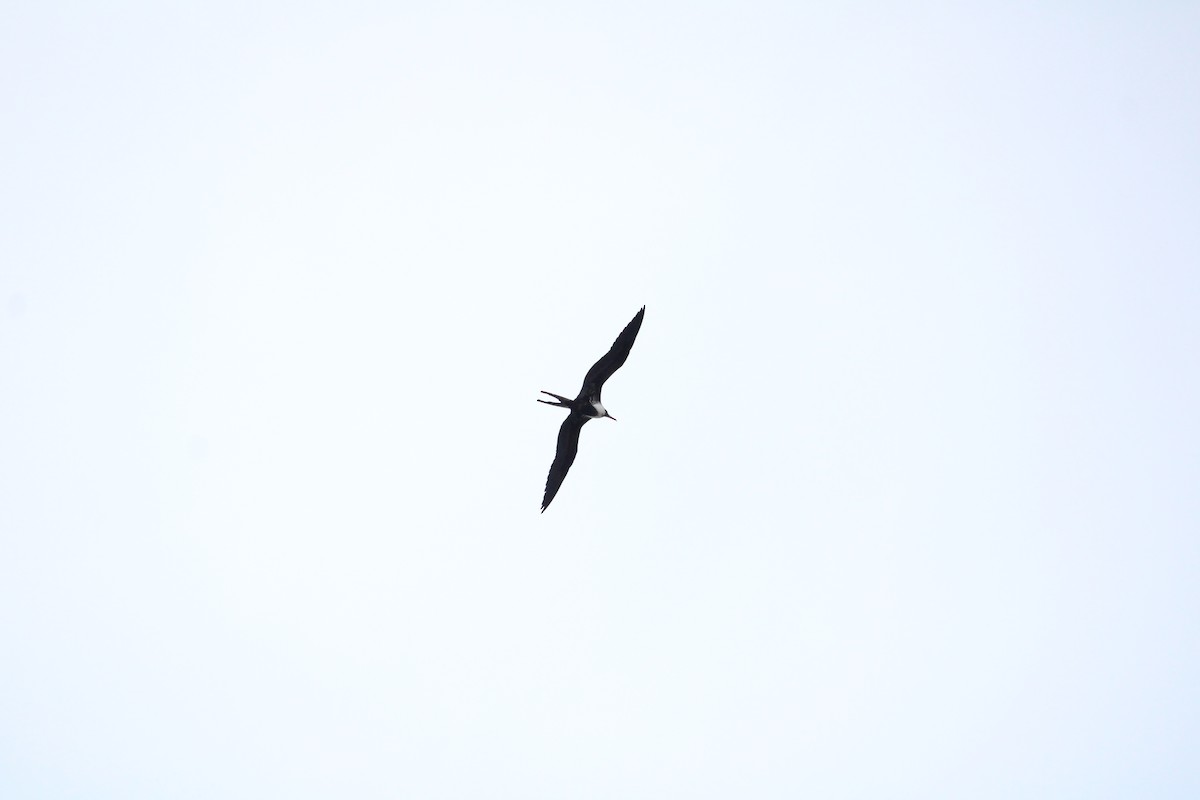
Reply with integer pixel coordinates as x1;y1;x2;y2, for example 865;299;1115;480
542;414;587;512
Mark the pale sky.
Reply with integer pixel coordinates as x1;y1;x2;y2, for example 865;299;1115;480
2;3;1199;798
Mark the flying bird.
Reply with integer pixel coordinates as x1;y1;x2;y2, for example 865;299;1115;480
538;306;645;512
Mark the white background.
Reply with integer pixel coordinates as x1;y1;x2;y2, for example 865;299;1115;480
3;2;1198;797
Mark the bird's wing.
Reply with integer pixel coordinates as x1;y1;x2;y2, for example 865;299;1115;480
580;306;645;398
542;414;587;512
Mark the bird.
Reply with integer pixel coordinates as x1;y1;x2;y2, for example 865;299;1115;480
538;305;645;512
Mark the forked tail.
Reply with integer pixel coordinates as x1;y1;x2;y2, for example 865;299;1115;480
536;390;572;408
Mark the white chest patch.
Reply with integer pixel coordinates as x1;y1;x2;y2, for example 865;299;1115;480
590;400;607;417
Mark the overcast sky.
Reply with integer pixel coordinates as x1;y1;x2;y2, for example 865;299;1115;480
2;2;1199;798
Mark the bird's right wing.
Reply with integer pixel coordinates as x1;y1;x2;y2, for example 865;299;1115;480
542;414;587;512
581;306;645;396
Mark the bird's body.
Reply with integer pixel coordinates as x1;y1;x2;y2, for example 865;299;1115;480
538;306;645;512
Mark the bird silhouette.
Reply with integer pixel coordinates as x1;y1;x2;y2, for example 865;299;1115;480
537;306;645;512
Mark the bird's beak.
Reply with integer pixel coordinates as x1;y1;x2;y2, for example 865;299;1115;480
607;413;617;421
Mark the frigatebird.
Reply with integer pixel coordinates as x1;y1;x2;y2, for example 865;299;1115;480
538;306;645;512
